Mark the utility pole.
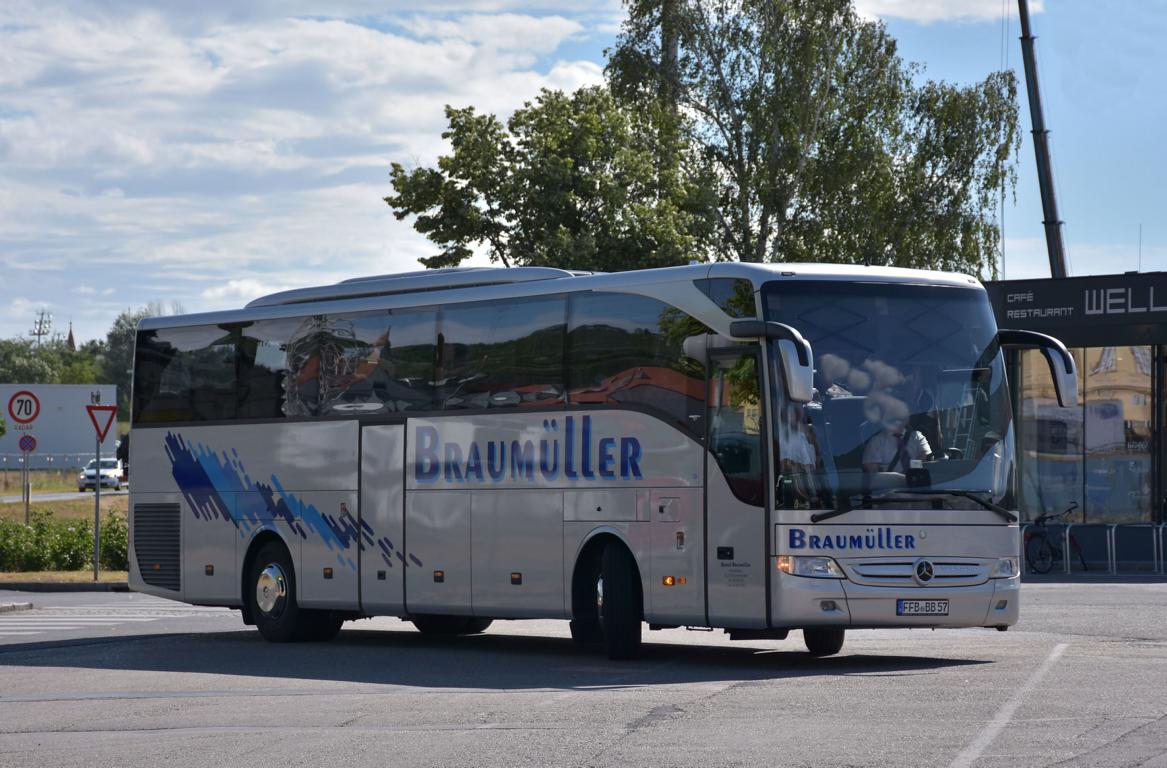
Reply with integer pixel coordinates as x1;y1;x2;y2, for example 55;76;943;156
1018;0;1068;279
29;310;53;347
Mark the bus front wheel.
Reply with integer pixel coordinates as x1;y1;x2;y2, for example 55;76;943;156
803;628;845;657
599;542;642;660
248;541;303;643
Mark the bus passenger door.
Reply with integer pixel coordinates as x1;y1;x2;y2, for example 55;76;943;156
705;350;769;629
360;424;406;615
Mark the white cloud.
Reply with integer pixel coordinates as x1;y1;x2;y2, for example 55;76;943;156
398;13;584;56
3;297;41;322
0;3;609;342
201;278;290;302
856;0;1043;25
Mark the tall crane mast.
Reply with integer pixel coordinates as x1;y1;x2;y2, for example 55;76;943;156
1018;0;1069;279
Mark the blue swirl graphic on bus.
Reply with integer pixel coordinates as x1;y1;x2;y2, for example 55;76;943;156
163;432;410;571
414;415;643;484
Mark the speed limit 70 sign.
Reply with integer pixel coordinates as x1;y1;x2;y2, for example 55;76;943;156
7;390;40;425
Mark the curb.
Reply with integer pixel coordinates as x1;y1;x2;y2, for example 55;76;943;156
0;602;33;613
1021;573;1167;584
0;582;129;593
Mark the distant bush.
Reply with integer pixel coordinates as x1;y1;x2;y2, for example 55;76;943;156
101;511;129;571
0;509;129;572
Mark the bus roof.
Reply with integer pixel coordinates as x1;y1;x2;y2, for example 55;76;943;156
138;262;983;334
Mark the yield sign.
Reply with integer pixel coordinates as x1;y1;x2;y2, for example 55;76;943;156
86;405;118;442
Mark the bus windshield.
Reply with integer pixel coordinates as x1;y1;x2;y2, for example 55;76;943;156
763;280;1014;512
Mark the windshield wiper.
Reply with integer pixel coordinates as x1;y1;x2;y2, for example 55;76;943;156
880;489;1017;523
810;490;1017;524
811;497;906;523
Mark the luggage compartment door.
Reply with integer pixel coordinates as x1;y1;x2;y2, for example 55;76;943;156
360;424;406;615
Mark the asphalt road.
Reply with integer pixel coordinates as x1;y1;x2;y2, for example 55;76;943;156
1;584;1165;768
0;489;129;504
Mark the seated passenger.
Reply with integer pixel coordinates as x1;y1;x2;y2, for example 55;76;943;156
862;398;932;473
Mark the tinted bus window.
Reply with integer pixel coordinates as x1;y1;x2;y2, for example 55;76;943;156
567;293;707;436
133;325;237;424
437;296;566;410
378;309;438;412
319;312;393;416
237;317;305;419
284;311;438;416
697;278;756;318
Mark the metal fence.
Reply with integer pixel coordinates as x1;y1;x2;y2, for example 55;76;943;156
1;453;98;471
1021;522;1166;575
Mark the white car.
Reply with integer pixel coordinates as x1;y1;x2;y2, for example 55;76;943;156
78;458;123;491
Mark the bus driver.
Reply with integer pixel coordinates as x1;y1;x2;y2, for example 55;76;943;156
862;395;933;473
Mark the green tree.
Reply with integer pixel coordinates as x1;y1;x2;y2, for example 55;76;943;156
386;86;718;271
607;0;1019;276
100;301;182;413
103;309;151;413
0;336;105;386
0;338;56;383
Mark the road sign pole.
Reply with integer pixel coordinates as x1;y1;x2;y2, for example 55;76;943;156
94;434;101;582
85;398;117;582
23;454;30;525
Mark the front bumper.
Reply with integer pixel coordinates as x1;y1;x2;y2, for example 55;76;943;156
771;563;1020;629
79;476;120;489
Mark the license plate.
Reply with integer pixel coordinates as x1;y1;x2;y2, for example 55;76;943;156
897;599;949;616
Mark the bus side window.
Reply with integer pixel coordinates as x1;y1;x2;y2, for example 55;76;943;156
437;296;566;410
707;352;765;506
284;311;440;416
238;317;307;419
133;329;189;424
133;325;236;424
566;292;706;437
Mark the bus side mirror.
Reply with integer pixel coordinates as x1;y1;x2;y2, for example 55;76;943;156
729;320;815;405
999;329;1078;408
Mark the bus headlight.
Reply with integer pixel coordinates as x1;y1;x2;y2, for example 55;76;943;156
991;557;1019;578
777;555;845;579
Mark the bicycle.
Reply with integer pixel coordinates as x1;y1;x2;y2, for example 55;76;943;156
1024;502;1088;574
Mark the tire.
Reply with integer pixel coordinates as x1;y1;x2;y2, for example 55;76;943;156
804;628;845;657
1026;536;1054;574
248;541;304;642
570;553;603;645
463;618;493;634
298;611;344;642
599;542;642;660
412;614;472;636
569;618;603;644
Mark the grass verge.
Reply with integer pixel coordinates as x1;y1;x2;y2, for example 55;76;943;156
0;495;129;522
0;570;129;584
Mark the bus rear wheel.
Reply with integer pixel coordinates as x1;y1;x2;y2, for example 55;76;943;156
599;542;642;660
249;541;303;643
803;628;845;657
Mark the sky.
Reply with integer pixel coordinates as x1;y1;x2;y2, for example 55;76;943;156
1;0;1165;343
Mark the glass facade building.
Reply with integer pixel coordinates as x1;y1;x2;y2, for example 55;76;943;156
987;273;1165;525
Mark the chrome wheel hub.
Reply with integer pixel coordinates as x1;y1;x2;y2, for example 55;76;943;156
256;563;288;616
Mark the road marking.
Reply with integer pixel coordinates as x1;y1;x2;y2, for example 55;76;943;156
0;611;180;638
948;642;1068;768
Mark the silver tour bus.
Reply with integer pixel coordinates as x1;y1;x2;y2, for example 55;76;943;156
128;263;1077;658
